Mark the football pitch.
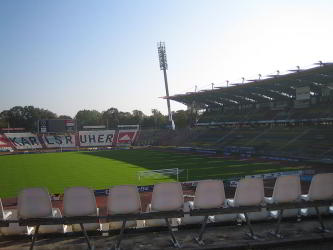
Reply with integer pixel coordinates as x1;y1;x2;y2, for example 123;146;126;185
0;149;302;198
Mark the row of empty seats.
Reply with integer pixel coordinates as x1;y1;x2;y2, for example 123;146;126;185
0;173;332;249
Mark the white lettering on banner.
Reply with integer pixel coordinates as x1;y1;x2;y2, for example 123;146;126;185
79;130;115;146
43;135;76;148
4;133;42;150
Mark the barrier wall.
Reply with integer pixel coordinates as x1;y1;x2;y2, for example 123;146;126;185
78;130;115;147
4;133;42;150
1;129;133;150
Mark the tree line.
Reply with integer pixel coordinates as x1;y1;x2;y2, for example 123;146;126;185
0;106;199;131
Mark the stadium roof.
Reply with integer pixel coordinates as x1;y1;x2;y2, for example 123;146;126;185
166;63;333;109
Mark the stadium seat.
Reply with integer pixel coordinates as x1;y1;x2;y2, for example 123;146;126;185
264;175;301;238
190;180;226;245
17;187;57;249
64;186;99;250
38;208;67;234
227;178;266;239
144;203;170;227
107;185;141;250
300;173;333;232
150;182;184;248
0;198;33;236
71;208;101;232
180;201;209;226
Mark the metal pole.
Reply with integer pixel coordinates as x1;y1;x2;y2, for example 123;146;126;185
158;42;173;125
195;215;209;245
30;225;40;250
163;69;172;122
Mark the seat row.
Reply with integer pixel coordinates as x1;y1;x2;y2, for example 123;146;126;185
0;173;332;250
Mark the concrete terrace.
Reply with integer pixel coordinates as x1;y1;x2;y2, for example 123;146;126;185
0;216;332;249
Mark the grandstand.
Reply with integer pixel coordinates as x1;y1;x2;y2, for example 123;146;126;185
167;63;333;119
143;63;333;160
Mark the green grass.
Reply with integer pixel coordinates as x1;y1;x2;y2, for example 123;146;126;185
0;149;303;198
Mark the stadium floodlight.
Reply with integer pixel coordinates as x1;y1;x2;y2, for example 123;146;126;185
157;42;174;129
289;66;301;73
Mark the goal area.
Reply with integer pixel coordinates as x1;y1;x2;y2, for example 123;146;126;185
137;168;184;182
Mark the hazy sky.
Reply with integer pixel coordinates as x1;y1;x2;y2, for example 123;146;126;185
1;0;332;117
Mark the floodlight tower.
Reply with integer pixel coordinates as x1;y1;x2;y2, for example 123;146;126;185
157;42;174;129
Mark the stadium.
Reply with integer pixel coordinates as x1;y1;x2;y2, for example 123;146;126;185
0;62;333;250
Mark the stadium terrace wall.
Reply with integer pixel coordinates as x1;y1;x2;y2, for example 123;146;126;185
1;129;138;151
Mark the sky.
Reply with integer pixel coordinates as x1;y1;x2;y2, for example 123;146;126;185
1;0;333;117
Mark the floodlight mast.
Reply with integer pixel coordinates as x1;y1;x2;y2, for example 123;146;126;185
157;42;174;129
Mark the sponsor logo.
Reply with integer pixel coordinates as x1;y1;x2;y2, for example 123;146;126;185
0;135;11;147
117;131;136;144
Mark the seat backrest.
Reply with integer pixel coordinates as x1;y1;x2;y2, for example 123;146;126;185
17;187;53;219
272;175;301;203
108;185;141;215
194;180;225;209
308;173;333;201
234;178;264;206
151;182;183;211
64;187;97;217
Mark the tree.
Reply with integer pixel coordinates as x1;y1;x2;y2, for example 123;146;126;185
0;106;57;131
75;110;102;128
0;117;7;128
118;111;132;125
58;115;72;120
101;108;119;128
132;110;145;125
173;110;190;128
151;109;168;128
